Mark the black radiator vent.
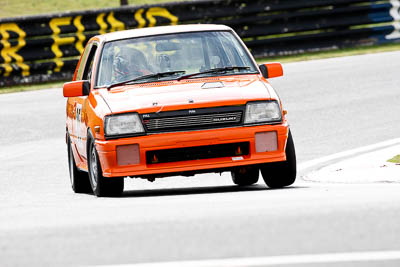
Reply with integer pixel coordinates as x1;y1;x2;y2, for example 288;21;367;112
146;142;250;164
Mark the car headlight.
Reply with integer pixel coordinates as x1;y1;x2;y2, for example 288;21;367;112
244;101;282;124
104;113;144;137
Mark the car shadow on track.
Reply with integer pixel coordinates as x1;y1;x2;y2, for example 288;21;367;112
121;184;303;198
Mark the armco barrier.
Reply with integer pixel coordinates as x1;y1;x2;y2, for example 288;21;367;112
1;0;400;86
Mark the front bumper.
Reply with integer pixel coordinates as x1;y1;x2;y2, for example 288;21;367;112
95;123;289;177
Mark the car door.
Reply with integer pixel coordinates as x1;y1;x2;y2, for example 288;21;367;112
71;42;98;165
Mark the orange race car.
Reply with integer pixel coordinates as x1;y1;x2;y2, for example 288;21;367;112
63;24;296;197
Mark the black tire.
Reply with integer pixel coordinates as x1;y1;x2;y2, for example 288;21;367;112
67;135;92;193
260;130;297;188
231;166;259;186
87;133;124;197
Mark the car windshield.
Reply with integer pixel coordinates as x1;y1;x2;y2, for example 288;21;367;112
96;31;258;87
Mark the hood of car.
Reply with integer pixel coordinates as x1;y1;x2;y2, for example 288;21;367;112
98;75;274;114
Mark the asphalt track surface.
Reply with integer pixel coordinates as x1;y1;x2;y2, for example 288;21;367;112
1;51;400;266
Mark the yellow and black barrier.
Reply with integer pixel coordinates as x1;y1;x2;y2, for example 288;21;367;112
1;0;400;86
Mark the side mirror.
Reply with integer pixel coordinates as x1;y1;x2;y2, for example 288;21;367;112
259;63;283;79
63;80;90;97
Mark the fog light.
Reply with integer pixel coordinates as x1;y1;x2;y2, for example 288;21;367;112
255;131;278;152
117;144;140;166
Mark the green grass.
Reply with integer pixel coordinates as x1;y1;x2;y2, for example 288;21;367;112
256;42;400;63
388;155;400;164
0;81;64;94
0;0;185;18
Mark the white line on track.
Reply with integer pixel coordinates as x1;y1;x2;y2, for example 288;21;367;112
91;250;400;267
298;138;400;171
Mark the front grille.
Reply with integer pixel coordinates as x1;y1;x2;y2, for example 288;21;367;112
145;112;241;130
146;142;250;164
141;106;244;133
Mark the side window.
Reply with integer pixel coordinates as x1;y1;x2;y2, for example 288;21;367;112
82;45;98;81
76;43;92;80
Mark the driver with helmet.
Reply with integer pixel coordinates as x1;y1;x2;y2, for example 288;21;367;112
112;46;152;82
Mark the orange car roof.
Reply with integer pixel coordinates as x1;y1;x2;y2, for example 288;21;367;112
97;24;233;43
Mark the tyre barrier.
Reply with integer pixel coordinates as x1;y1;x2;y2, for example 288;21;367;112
1;0;400;86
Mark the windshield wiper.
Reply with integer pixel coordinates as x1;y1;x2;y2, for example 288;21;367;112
107;70;186;90
177;66;251;81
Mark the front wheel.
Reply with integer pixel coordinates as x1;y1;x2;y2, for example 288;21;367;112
231;166;259;186
67;135;92;193
260;130;297;188
87;135;124;197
